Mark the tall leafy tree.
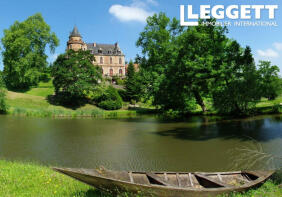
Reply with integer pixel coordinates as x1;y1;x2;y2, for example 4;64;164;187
136;13;183;105
162;20;229;112
212;43;260;114
125;61;140;102
257;61;281;100
52;50;102;105
1;13;59;89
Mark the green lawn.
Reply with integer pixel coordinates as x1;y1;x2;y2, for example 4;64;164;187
5;80;138;118
256;95;282;108
0;160;103;197
25;80;55;97
0;160;281;197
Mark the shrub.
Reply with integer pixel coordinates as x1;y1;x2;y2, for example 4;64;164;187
0;74;8;114
97;86;123;110
116;78;125;85
98;100;122;110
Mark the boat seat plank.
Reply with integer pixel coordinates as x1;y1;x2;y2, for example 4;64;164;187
178;174;190;187
146;172;173;186
195;173;232;188
129;172;134;183
189;173;194;187
176;173;181;187
217;174;223;182
132;173;150;185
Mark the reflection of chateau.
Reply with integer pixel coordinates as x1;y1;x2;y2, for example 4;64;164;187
67;26;126;77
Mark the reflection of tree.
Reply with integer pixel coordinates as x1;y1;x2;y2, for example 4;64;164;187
229;138;282;170
215;119;265;141
269;115;282;123
154;117;270;141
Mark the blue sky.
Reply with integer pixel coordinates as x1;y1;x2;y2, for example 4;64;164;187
0;0;281;73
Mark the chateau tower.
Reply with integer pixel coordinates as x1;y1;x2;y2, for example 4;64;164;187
67;26;87;51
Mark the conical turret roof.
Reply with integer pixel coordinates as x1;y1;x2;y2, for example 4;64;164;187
70;26;81;37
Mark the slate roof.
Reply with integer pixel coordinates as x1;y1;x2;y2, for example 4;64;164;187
70;26;81;37
86;43;124;56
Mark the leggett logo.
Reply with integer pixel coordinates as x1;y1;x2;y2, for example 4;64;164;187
180;5;279;27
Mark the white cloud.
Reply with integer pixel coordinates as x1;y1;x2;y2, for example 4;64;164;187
257;49;279;58
109;0;156;23
273;42;282;51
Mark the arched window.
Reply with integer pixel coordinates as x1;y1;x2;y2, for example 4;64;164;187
100;57;103;64
119;58;122;64
110;57;113;64
110;69;113;76
119;69;123;75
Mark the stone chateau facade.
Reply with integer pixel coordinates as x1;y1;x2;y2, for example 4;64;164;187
67;26;126;77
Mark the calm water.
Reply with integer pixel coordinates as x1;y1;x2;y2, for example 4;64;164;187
0;114;281;172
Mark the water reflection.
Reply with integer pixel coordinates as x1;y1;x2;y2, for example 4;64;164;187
0;114;281;172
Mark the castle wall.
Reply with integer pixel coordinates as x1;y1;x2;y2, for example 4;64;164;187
94;55;125;76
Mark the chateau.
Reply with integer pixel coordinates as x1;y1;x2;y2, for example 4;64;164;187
67;26;126;77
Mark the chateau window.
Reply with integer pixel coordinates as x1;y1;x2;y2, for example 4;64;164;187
119;69;123;75
100;57;103;64
110;69;113;76
98;49;102;53
110;57;113;64
119;58;122;64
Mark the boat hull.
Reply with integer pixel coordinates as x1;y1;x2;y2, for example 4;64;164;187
53;168;274;197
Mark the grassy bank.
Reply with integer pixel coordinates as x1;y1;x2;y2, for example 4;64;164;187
5;81;149;118
0;160;281;197
4;80;282;118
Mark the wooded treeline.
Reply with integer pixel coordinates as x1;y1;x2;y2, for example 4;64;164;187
133;13;282;115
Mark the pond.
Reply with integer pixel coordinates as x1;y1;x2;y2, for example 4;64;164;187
0;114;281;172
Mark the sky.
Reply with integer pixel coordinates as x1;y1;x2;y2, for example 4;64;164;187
0;0;281;73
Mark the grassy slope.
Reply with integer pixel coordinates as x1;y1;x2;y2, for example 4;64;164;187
6;81;137;118
0;160;281;197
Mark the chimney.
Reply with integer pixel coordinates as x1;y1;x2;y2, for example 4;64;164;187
93;43;96;47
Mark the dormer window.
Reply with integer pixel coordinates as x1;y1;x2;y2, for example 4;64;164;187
98;49;102;53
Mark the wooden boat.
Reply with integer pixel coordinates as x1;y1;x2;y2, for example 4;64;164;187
53;167;274;197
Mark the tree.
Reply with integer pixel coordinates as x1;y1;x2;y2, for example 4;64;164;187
161;20;229;112
137;13;262;115
52;49;102;105
0;72;8;113
1;13;59;89
212;44;260;114
125;61;140;102
136;13;183;105
257;61;281;100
